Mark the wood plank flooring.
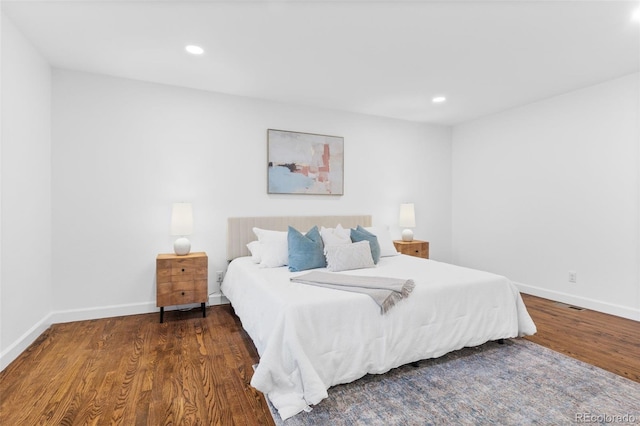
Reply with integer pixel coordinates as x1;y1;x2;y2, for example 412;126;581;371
0;306;275;426
521;294;640;383
1;295;638;425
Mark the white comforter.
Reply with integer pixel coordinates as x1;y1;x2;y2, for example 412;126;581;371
221;255;536;420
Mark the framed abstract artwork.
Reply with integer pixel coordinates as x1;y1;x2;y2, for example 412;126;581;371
267;129;344;195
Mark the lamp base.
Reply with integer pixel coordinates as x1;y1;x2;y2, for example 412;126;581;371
401;229;414;242
174;237;191;256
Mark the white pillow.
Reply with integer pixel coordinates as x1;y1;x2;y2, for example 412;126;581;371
365;226;399;257
325;241;375;272
246;240;262;263
252;227;288;268
320;224;351;247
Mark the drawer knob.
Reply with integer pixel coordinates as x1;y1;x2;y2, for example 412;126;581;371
181;291;185;296
181;268;185;272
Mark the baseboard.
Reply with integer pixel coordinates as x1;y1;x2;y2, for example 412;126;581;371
0;313;53;371
209;292;230;305
51;301;159;324
51;293;230;324
515;282;640;322
0;293;230;372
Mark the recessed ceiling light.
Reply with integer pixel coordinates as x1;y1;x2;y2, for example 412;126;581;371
633;7;640;22
185;45;204;55
432;96;446;103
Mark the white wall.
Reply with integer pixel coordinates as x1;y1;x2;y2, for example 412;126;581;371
51;70;452;320
452;73;640;320
0;14;53;369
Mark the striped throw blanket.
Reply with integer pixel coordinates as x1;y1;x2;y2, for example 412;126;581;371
290;271;415;314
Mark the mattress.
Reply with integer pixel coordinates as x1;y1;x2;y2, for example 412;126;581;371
222;254;537;420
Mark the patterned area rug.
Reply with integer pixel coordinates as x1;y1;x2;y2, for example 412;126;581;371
267;339;640;425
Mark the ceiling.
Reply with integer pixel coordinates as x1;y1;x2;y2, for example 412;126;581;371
3;0;639;125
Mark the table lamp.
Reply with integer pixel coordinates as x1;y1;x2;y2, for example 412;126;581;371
171;202;193;255
399;203;416;242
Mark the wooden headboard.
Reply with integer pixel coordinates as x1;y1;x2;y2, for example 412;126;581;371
227;215;372;261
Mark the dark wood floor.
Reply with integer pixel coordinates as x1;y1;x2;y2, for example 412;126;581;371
0;306;274;426
521;294;640;383
1;295;638;425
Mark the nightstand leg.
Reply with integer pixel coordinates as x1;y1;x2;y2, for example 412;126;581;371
201;303;206;318
160;307;164;323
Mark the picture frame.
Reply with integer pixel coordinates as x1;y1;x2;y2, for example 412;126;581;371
267;129;344;195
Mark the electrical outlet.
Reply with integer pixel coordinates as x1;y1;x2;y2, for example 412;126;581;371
568;271;577;283
216;271;224;283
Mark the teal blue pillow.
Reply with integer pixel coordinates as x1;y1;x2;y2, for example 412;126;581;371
288;226;326;272
351;225;381;264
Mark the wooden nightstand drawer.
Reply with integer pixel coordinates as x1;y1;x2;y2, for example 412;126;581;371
157;280;207;306
393;240;429;259
157;257;206;282
169;258;206;274
156;252;208;323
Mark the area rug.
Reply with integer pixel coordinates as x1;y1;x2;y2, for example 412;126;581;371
267;339;640;425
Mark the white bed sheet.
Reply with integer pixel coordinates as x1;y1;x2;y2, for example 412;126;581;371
221;255;536;420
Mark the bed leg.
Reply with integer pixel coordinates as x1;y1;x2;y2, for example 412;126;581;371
497;339;504;344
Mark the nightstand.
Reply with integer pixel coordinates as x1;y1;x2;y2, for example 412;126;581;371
393;240;429;259
156;252;208;323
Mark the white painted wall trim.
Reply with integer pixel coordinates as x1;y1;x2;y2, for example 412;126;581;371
0;313;53;371
209;292;230;305
52;294;229;324
516;282;640;322
51;301;159;324
0;294;230;372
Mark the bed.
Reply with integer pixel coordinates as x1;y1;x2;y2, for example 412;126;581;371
222;215;537;420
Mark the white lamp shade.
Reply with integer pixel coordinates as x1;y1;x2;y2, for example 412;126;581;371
171;202;193;236
399;203;416;228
